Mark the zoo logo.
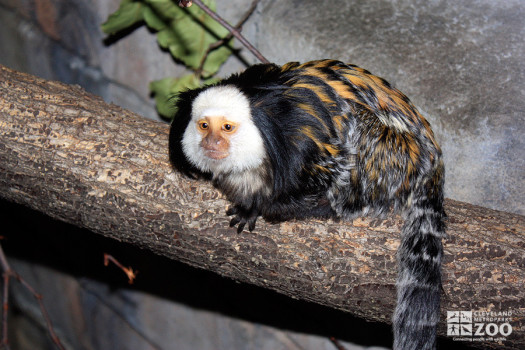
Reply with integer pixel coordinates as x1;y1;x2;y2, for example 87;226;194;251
447;310;513;343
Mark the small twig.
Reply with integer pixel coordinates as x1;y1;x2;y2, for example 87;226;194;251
196;0;262;76
0;244;65;350
185;0;270;64
103;253;138;284
14;272;65;349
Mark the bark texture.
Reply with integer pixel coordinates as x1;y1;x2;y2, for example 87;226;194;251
0;65;524;348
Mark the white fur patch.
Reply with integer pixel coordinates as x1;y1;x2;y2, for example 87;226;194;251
376;112;410;133
182;85;266;174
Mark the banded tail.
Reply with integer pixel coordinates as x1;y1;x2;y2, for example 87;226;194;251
394;189;445;350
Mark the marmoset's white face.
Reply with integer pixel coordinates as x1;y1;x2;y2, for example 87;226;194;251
181;85;266;174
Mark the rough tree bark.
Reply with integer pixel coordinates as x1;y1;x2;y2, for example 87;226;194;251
0;65;524;349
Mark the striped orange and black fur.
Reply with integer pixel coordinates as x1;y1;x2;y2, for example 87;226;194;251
169;59;446;349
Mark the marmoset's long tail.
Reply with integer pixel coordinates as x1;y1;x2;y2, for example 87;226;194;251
393;186;445;350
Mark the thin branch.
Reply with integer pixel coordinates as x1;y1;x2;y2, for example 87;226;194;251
103;253;138;284
14;272;65;350
196;0;262;76
187;0;270;64
229;0;261;37
0;244;65;350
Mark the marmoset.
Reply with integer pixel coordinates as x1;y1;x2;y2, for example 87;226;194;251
169;59;445;350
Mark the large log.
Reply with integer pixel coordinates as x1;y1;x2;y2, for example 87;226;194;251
0;65;523;349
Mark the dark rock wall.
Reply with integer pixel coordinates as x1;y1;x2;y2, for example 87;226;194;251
257;0;525;216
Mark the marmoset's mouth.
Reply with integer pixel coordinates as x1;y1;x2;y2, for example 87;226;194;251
205;149;229;160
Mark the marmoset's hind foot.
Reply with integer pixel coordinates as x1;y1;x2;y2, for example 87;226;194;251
227;206;259;233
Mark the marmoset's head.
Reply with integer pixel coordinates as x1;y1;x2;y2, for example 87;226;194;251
181;85;265;174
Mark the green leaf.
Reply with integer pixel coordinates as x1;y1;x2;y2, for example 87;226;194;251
156;27;178;49
103;0;235;118
103;0;233;77
145;0;233;78
150;75;201;118
202;76;221;86
200;41;233;79
145;0;182;20
143;6;166;31
177;5;230;69
101;1;145;35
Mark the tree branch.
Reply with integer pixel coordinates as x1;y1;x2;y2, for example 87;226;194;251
196;0;261;76
0;65;523;349
0;243;65;349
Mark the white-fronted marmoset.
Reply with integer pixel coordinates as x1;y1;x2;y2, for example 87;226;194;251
169;59;445;350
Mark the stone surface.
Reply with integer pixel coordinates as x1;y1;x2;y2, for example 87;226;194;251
254;0;525;215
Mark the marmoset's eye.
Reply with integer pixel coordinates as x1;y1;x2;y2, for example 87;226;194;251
223;124;235;132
